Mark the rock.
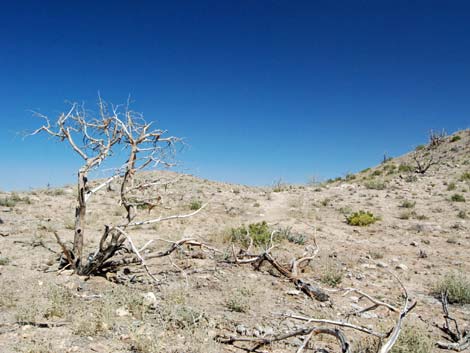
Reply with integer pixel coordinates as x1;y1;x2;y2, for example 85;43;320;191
286;290;301;296
142;292;157;307
376;261;388;268
410;241;418;246
395;264;408;271
236;324;247;335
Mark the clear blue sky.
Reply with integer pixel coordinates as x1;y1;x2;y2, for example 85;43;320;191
1;1;469;190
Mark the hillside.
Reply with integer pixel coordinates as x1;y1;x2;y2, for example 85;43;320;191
0;129;469;353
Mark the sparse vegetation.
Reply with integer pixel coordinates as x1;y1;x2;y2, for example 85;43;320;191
447;182;456;191
450;193;466;202
460;171;470;181
228;221;277;247
399;200;416;208
0;193;31;207
320;262;343;287
346;211;379;226
189;200;203;210
364;180;386;190
433;272;470;304
450;135;462;142
398;164;414;173
390;325;433;353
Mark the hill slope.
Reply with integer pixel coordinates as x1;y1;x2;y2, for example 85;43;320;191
0;130;469;352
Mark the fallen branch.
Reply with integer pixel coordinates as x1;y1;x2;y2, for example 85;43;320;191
435;291;470;351
218;326;351;353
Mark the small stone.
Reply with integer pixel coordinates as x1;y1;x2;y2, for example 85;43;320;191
286;290;301;296
142;292;157;307
236;324;247;335
396;264;408;271
376;261;388;268
410;241;418;246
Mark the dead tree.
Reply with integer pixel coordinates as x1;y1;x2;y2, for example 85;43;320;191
429;129;447;148
411;146;442;174
32;97;205;276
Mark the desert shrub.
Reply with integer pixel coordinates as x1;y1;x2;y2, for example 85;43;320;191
450;135;462;142
189;200;202;210
457;210;467;219
433;272;470;304
320;198;330;206
383;164;397;172
0;257;10;266
352;336;380;353
398;211;412;220
45;285;74;319
320;265;343;287
361;168;371;173
225;288;252;313
272;178;286;192
447;182;456;191
405;175;418;182
371;169;382;176
345;173;356;181
229;221;278;247
460;172;470;181
398;164;414;173
450;194;466;202
364;180;386;190
0;197;16;207
415;144;425;151
45;188;65;196
346;211;379;226
399;200;416;208
390;325;433;353
0;193;31;207
275;226;306;245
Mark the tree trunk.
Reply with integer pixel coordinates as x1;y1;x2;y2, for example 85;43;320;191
73;168;87;268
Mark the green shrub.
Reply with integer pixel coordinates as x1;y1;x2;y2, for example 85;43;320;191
0;197;16;207
320;265;343;287
450;194;466;202
400;200;416;208
460;172;470;181
415;144;425;151
189;200;202;210
346;211;379;226
398;164;414;173
447;182;456;191
450;135;462;142
0;257;10;266
371;170;382;176
229;221;277;247
364;180;386;190
433;272;470;304
0;193;31;207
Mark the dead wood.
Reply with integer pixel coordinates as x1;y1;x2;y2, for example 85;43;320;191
31;97;210;277
435;291;470;351
217;326;351;353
